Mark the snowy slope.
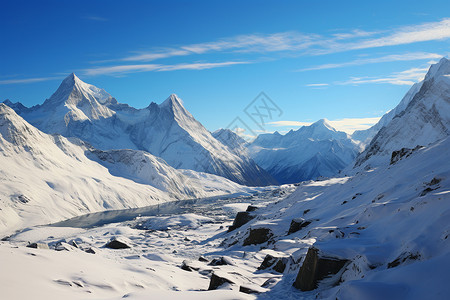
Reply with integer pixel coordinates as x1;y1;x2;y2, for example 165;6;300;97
0;104;255;236
221;135;450;299
4;75;275;186
355;58;450;167
247;119;360;183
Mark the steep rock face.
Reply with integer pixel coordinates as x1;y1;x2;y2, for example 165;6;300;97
3;75;276;186
355;58;450;167
247;119;359;184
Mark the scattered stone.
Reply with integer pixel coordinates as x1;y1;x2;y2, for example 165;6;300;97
208;273;234;290
258;254;288;273
17;194;31;203
239;285;263;294
228;211;255;232
71;240;79;248
243;228;273;246
105;238;131;249
293;247;349;291
303;209;310;215
261;278;279;288
85;247;96;254
198;256;209;262
181;260;199;272
287;218;311;235
246;205;258;212
55;242;75;251
27;242;49;249
54;279;72;287
208;256;233;266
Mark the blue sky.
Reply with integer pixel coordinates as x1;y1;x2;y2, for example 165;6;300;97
1;0;450;136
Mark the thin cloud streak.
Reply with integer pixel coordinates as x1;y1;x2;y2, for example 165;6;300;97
338;66;429;86
116;19;450;63
0;76;62;85
299;52;443;71
83;61;249;76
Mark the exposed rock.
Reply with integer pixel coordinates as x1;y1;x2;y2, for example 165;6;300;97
198;256;209;262
208;256;234;266
243;228;273;246
85;247;96;254
293;247;349;291
208;273;234;290
27;242;49;249
181;260;199;272
228;211;255;232
258;254;288;273
390;146;423;165
388;252;421;268
239;285;264;294
105;238;130;249
17;194;31;203
55;242;75;251
287;218;311;235
246;205;258;212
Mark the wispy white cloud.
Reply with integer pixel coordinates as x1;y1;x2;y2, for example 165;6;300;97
299;52;442;71
116;19;450;63
83;61;249;76
338;66;429;86
268;117;381;134
305;83;329;87
0;76;62;85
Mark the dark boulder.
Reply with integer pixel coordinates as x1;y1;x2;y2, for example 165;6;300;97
293;247;349;291
243;228;273;246
85;247;96;254
258;254;288;273
198;255;209;262
228;211;255;232
27;242;49;249
181;260;200;272
105;238;131;249
239;285;262;294
246;205;259;212
208;256;234;266
208;273;234;290
287;218;311;235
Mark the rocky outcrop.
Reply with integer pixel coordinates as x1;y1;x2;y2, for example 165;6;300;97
208;273;234;290
27;242;49;249
390;146;423;164
228;211;255;232
243;228;273;246
258;254;289;273
105;238;131;249
293;247;349;291
287;218;311;235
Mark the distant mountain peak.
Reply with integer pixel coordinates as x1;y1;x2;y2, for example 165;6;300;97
311;118;336;131
160;94;184;109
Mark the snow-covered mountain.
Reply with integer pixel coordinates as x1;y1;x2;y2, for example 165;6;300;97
0;103;256;235
3;74;275;186
355;57;450;167
212;128;249;155
247;119;360;184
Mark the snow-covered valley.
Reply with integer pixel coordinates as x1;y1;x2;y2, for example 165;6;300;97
1;58;450;299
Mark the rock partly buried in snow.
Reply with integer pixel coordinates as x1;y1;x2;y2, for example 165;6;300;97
27;242;49;249
246;205;259;212
258;254;288;273
287;218;311;235
85;247;96;254
105;238;131;249
293;247;349;291
208;256;234;266
390;146;423;165
239;285;266;294
228;211;255;232
243;228;273;246
181;260;200;272
208;273;234;290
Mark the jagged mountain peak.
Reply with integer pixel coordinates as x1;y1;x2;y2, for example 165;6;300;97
44;73;114;107
160;93;184;108
424;57;450;81
309;118;336;132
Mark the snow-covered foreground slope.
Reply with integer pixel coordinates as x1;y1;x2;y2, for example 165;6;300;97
219;136;450;299
0;104;257;236
4;74;275;186
355;58;450;167
247;119;359;184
